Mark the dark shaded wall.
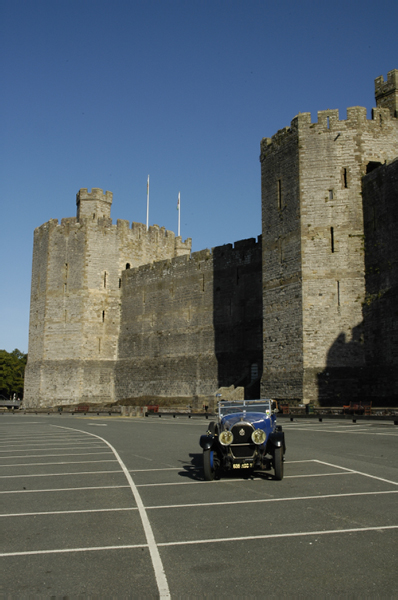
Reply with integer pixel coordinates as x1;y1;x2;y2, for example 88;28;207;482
317;158;398;406
362;158;398;404
115;238;263;401
213;238;263;398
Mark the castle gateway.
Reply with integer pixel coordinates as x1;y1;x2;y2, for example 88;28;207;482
24;70;398;408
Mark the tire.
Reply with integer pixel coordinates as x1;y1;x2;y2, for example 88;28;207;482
274;446;284;480
203;448;215;481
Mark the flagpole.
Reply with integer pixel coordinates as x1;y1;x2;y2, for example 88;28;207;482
146;175;149;231
177;192;180;237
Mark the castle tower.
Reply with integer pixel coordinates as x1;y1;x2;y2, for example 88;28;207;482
260;89;398;404
375;69;398;118
24;189;191;407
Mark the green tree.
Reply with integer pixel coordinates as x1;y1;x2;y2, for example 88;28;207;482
0;349;27;399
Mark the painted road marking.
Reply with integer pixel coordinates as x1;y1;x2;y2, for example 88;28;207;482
52;425;171;599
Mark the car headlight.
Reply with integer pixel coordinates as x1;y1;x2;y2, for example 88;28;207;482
251;429;266;445
219;430;234;446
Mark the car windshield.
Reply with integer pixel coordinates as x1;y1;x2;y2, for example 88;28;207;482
218;399;272;418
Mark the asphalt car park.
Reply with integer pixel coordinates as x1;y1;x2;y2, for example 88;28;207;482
0;413;397;598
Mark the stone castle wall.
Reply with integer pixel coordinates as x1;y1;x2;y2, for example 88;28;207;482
260;121;303;400
260;104;398;404
24;71;398;408
115;238;262;401
24;190;191;407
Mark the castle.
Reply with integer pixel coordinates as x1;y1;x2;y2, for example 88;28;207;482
24;70;398;408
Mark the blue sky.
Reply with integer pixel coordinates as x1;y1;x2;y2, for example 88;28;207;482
1;0;397;354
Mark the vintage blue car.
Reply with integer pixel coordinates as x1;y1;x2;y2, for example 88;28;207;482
199;399;286;480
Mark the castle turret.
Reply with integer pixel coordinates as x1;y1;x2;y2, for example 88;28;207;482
375;69;398;118
76;188;113;221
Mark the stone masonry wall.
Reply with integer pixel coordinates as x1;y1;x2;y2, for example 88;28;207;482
300;107;398;404
260;120;304;401
24;190;191;407
260;105;398;405
115;238;262;401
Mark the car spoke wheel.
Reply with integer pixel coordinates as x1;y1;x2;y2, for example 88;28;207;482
274;446;284;480
203;449;215;481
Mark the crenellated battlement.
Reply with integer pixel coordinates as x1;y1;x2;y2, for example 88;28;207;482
34;208;191;258
76;188;113;204
375;69;398;118
261;104;398;158
125;237;261;282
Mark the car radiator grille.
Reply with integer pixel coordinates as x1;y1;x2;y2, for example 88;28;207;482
231;424;255;459
231;444;256;459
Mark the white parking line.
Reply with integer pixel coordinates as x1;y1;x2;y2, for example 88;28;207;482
1;525;397;558
1;507;137;518
0;445;106;452
0;470;122;479
146;489;398;510
0;451;113;460
157;525;398;547
52;425;171;599
0;485;130;494
283;426;398;436
0;460;118;467
0;543;148;558
135;472;355;487
314;459;398;486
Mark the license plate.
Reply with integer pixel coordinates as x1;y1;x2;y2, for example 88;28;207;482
232;463;250;469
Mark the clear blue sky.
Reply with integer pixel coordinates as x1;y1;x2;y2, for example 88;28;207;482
1;0;397;354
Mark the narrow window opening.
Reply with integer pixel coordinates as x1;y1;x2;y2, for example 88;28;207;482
102;310;105;323
331;227;335;253
119;278;122;288
343;168;348;188
202;274;205;292
327;116;330;129
277;179;282;209
337;281;340;306
104;272;107;288
329;189;333;200
126;263;131;269
98;338;101;354
93;213;96;220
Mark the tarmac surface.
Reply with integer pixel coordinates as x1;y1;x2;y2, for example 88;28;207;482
0;412;397;598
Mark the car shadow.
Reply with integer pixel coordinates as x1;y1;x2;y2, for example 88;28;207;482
177;453;204;481
177;454;279;482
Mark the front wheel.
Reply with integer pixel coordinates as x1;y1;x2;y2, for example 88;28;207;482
274;446;284;481
203;448;215;481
